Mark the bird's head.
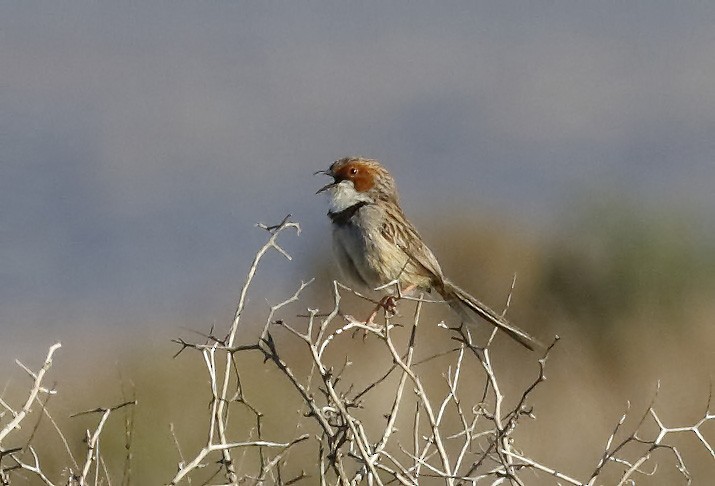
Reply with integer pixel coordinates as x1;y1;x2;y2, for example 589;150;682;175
316;157;397;211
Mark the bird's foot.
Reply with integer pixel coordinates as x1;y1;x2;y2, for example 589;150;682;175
379;295;398;318
348;296;398;340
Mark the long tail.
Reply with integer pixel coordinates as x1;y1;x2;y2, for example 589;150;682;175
440;280;541;351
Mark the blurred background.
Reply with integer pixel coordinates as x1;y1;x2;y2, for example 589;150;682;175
2;2;714;483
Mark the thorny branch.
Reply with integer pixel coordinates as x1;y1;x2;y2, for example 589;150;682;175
0;344;136;486
169;215;715;485
170;216;714;485
1;216;712;485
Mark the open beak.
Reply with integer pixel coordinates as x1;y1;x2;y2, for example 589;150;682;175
316;180;337;194
314;169;336;194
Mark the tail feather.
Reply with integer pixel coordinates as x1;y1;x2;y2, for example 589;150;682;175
441;280;541;351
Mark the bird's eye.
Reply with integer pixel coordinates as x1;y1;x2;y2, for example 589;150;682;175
350;167;358;175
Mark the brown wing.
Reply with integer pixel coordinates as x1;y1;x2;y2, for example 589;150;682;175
380;203;445;289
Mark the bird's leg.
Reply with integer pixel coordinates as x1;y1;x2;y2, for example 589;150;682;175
373;279;417;310
353;295;398;340
372;283;417;320
396;283;416;300
351;300;383;341
353;283;419;339
364;301;383;325
377;295;398;318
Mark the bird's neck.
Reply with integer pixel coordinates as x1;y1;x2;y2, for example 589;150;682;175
328;201;368;226
327;180;373;213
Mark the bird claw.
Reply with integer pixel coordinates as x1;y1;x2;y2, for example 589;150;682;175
346;296;399;340
379;296;398;317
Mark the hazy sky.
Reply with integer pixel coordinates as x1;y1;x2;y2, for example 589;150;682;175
2;2;715;351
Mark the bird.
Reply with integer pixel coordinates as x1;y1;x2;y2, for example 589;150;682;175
316;156;541;351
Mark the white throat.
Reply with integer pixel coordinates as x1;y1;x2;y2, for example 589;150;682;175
327;180;372;213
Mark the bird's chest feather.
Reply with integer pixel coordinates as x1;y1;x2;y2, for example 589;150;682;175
330;205;407;288
329;204;387;288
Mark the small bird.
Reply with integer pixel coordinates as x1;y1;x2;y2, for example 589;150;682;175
316;156;541;351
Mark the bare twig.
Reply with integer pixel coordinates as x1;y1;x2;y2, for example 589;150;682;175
0;343;61;443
